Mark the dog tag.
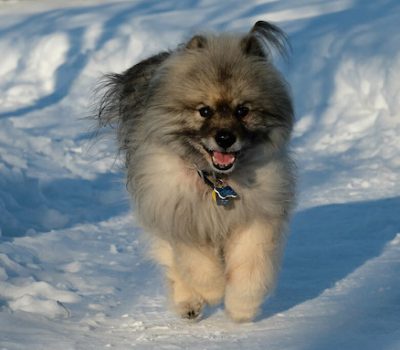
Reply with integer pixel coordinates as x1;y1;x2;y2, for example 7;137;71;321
214;186;238;199
212;191;230;206
212;186;238;206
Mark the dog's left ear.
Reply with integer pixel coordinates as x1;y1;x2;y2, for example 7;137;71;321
241;21;290;59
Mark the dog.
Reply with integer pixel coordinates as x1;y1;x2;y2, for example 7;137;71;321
95;21;295;322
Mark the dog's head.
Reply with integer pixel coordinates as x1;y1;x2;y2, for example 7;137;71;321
97;21;293;174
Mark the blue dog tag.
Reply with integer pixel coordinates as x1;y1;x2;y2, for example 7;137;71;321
213;186;238;206
214;186;238;199
197;169;239;207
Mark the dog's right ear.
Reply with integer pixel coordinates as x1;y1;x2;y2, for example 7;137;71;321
186;35;208;49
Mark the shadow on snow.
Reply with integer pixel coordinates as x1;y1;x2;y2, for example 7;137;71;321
0;171;128;238
262;196;400;320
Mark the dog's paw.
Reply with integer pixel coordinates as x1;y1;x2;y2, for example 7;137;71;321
176;299;204;320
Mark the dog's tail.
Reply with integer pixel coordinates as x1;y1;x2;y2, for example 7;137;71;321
93;51;170;155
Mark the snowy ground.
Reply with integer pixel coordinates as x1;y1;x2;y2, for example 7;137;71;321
0;0;399;349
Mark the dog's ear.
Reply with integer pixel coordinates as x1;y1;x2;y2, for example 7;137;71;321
186;35;208;49
241;21;290;59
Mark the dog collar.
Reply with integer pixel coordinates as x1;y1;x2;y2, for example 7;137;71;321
197;169;238;207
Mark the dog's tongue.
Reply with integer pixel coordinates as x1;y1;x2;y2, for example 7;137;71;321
212;151;235;166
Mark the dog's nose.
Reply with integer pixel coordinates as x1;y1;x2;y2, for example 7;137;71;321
215;129;237;149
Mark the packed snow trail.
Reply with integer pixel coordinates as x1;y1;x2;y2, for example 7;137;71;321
1;200;399;349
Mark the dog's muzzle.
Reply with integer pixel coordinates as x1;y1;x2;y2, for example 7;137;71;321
202;129;242;172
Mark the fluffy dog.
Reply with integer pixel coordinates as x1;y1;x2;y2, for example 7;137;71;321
95;21;295;322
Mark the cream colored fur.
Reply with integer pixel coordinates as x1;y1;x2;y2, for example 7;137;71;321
137;143;293;322
150;218;285;322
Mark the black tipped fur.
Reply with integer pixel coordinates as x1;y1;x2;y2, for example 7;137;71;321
95;51;170;152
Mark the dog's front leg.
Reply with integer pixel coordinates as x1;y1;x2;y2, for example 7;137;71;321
150;238;225;320
174;243;225;307
224;219;286;322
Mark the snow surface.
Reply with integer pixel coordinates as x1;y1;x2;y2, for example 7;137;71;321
0;0;399;349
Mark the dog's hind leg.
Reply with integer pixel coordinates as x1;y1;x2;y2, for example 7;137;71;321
224;219;286;322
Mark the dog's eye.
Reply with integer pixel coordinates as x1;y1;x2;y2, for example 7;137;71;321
234;105;249;118
198;106;214;118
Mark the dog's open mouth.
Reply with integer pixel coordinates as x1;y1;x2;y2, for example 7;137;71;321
210;150;237;171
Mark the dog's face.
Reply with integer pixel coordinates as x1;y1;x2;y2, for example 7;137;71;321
147;27;293;174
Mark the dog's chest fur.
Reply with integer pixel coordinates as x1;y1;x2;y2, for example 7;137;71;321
129;145;293;245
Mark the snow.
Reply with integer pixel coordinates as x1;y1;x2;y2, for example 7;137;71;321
0;0;399;349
